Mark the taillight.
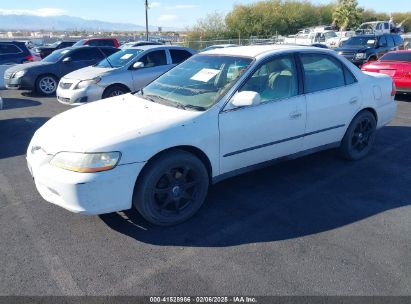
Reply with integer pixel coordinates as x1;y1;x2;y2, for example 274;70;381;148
391;82;396;96
25;55;33;61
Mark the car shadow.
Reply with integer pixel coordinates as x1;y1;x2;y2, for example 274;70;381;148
21;91;55;98
100;125;411;247
0;117;49;159
1;98;41;110
396;94;411;102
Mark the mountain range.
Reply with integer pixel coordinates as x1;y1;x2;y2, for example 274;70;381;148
0;14;181;32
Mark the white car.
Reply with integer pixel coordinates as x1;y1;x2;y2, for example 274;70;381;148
56;45;195;105
27;45;397;226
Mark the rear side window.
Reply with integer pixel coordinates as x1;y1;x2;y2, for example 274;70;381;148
343;67;357;85
301;54;345;93
89;40;115;47
0;43;22;55
100;48;119;57
386;35;394;48
170;49;192;64
70;48;102;61
140;50;167;67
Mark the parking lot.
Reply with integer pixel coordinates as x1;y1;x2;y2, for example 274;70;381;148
0;89;410;295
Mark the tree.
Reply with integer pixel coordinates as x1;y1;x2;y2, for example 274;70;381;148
187;12;228;41
332;0;362;31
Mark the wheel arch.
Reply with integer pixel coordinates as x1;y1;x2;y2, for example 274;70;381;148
102;83;131;97
360;107;378;123
136;145;213;186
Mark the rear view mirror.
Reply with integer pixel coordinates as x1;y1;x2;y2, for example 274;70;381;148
132;62;144;69
62;57;72;63
230;91;261;108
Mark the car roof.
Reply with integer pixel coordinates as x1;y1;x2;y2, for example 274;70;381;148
201;44;316;58
126;45;190;51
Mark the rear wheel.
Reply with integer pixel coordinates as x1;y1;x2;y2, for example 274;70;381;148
340;111;376;160
102;85;130;99
36;74;58;95
133;150;209;226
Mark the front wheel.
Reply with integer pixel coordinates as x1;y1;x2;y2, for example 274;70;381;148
340;111;377;160
133;150;209;226
36;75;58;95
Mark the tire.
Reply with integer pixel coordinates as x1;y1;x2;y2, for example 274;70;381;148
133;150;209;226
340;111;377;160
102;85;130;99
36;74;58;95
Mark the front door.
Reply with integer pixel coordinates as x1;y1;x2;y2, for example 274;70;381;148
219;54;307;174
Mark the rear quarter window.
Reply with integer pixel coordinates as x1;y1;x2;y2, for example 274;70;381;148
0;44;22;55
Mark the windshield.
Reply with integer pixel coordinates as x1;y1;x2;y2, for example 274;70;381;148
73;39;86;47
324;32;337;39
96;49;144;68
380;52;411;62
48;41;61;48
343;36;376;47
139;54;253;110
42;49;71;63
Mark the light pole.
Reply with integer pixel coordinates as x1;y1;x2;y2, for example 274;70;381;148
145;0;149;41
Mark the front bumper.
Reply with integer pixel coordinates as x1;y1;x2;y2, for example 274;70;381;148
4;76;34;90
57;82;105;106
27;147;145;215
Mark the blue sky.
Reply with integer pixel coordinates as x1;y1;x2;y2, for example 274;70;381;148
0;0;409;28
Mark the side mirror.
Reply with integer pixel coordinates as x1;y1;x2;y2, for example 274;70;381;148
230;91;261;108
132;62;144;69
62;57;72;63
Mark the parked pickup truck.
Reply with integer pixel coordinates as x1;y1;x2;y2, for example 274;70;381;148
335;33;404;66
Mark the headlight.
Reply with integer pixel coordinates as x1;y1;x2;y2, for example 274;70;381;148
355;53;367;60
74;77;101;90
13;70;27;78
50;152;121;173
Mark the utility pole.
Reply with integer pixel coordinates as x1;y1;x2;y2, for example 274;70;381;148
145;0;149;41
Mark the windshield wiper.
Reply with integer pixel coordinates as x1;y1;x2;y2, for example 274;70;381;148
143;94;205;111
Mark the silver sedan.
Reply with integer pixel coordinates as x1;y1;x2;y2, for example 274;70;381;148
56;45;196;105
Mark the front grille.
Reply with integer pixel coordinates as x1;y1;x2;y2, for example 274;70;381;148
59;82;72;89
338;51;355;58
58;96;71;103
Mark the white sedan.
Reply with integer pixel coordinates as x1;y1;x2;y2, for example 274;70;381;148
27;45;397;226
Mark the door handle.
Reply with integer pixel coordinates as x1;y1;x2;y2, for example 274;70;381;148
289;112;302;120
349;97;358;105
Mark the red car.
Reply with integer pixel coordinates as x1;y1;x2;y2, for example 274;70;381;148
72;38;119;48
361;50;411;94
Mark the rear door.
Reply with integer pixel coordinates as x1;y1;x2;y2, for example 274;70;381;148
131;49;170;90
299;53;361;150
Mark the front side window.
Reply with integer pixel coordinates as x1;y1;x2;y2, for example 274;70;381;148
140;50;167;67
140;54;253;110
240;56;298;102
301;54;345;93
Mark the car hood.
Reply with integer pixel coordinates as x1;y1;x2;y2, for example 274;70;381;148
63;65;114;81
5;61;52;74
335;45;371;53
31;94;202;157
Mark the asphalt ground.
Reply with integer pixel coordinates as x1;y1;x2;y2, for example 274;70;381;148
0;89;410;296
